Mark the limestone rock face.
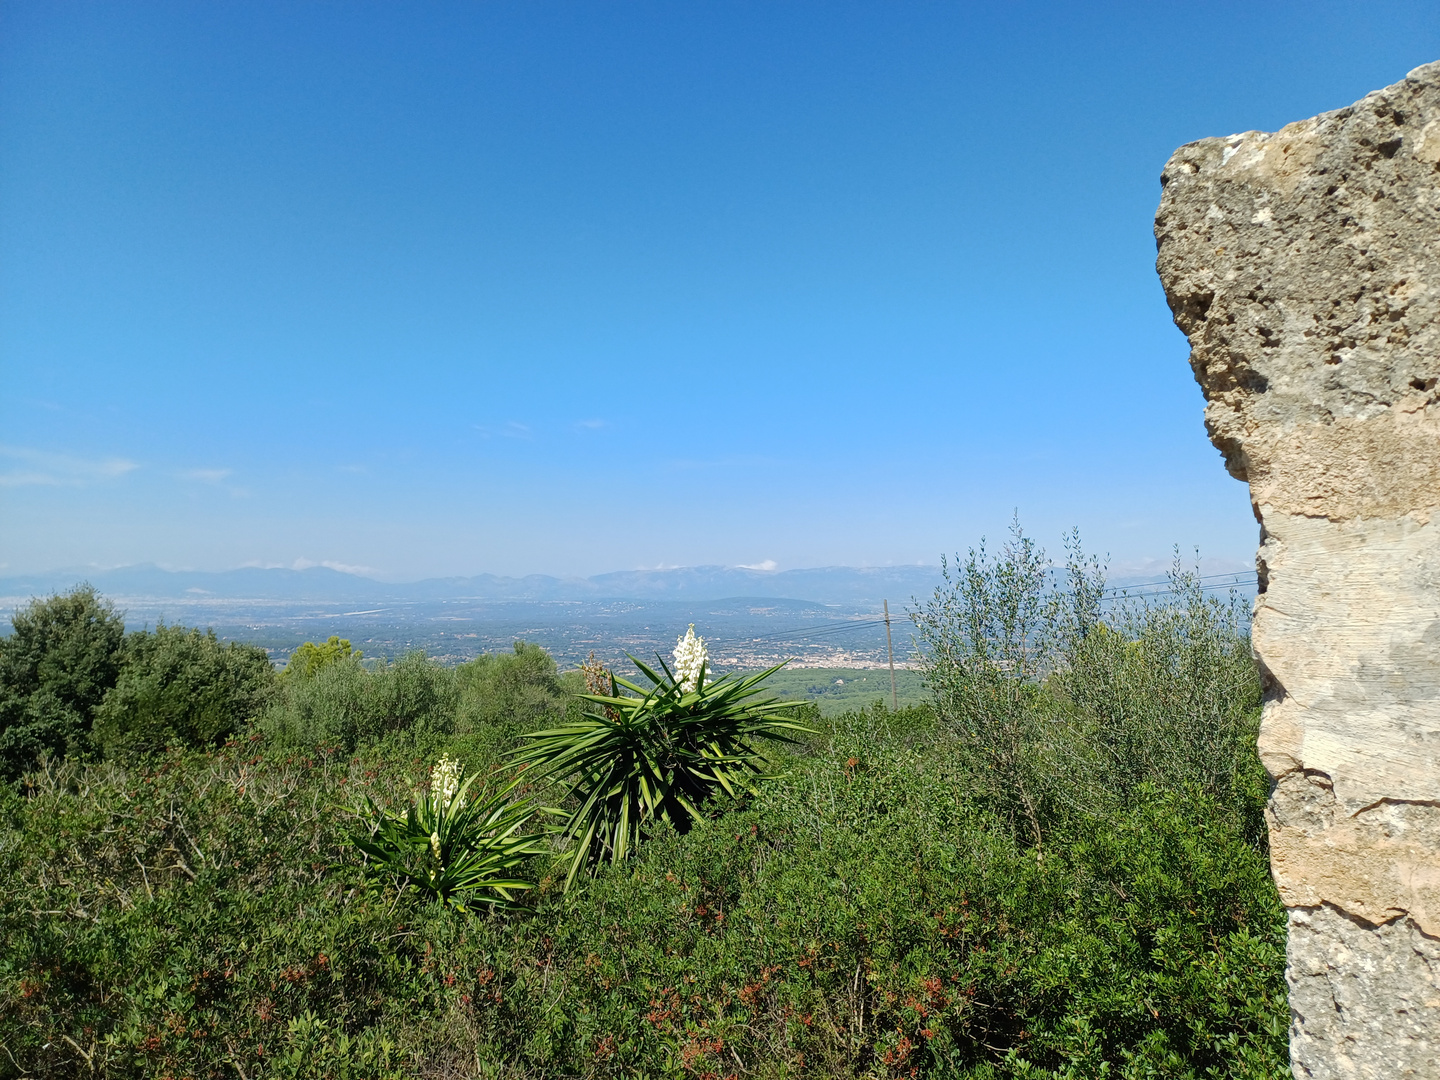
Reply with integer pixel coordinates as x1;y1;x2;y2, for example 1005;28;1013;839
1155;62;1440;1078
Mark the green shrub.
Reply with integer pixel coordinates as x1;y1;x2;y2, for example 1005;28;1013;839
0;710;1285;1079
281;636;361;679
0;745;415;1079
259;651;458;752
257;641;578;767
454;641;574;733
0;585;126;777
1054;569;1263;829
266;1011;405;1080
91;624;275;758
912;522;1056;845
913;523;1264;848
519;736;1287;1079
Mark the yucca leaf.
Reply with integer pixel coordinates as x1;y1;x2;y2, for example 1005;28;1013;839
509;652;814;889
347;770;548;909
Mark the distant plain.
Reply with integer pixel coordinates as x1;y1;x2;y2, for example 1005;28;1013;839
0;561;1253;712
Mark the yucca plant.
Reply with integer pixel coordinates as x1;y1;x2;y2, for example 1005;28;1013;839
349;756;548;911
511;629;812;889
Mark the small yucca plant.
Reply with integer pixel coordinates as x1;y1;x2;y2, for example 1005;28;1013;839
511;631;812;890
349;756;547;911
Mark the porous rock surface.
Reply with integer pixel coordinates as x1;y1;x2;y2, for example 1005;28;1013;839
1155;62;1440;1078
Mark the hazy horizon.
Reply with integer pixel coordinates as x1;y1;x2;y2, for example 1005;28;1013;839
0;554;1259;671
3;552;1254;586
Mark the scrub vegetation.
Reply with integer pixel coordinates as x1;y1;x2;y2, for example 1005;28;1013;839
753;668;928;716
0;527;1286;1079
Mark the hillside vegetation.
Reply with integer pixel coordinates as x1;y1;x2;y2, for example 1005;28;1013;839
0;531;1287;1079
753;668;928;716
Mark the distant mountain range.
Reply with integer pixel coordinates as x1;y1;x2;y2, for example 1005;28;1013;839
0;563;950;607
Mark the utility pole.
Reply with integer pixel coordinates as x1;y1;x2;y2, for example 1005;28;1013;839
884;599;898;711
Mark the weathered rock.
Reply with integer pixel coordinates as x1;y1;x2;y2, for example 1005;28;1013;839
1155;62;1440;1078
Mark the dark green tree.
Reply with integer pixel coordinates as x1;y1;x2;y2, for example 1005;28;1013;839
0;585;126;777
91;625;275;758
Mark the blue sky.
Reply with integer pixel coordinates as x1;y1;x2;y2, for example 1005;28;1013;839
2;2;1437;580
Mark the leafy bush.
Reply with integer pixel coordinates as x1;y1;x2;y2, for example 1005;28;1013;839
281;636;361;679
0;707;1286;1079
507;718;1286;1079
90;625;275;759
265;1011;405;1080
0;744;413;1079
258;651;458;752
913;524;1056;845
258;644;571;757
1054;570;1263;827
454;641;576;733
913;522;1264;847
0;585;126;776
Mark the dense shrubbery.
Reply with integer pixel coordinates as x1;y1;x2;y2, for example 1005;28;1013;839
259;650;457;753
913;526;1266;851
0;543;1287;1078
0;589;277;776
0;593;577;775
92;625;274;760
0;586;126;776
455;642;577;733
259;641;579;760
0;715;1284;1078
281;635;362;679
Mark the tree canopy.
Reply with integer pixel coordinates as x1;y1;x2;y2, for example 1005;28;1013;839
0;585;126;776
91;625;275;759
282;635;361;679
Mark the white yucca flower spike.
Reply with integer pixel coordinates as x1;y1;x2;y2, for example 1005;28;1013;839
430;755;463;810
673;624;708;693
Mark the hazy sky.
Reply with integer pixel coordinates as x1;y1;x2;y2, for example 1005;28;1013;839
3;2;1437;580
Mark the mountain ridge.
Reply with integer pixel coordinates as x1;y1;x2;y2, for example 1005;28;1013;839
0;563;948;606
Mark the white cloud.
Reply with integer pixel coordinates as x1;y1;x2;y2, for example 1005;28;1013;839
0;445;138;487
473;421;534;440
467;421;534;440
575;419;607;431
738;559;779;572
289;557;379;576
177;467;233;483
